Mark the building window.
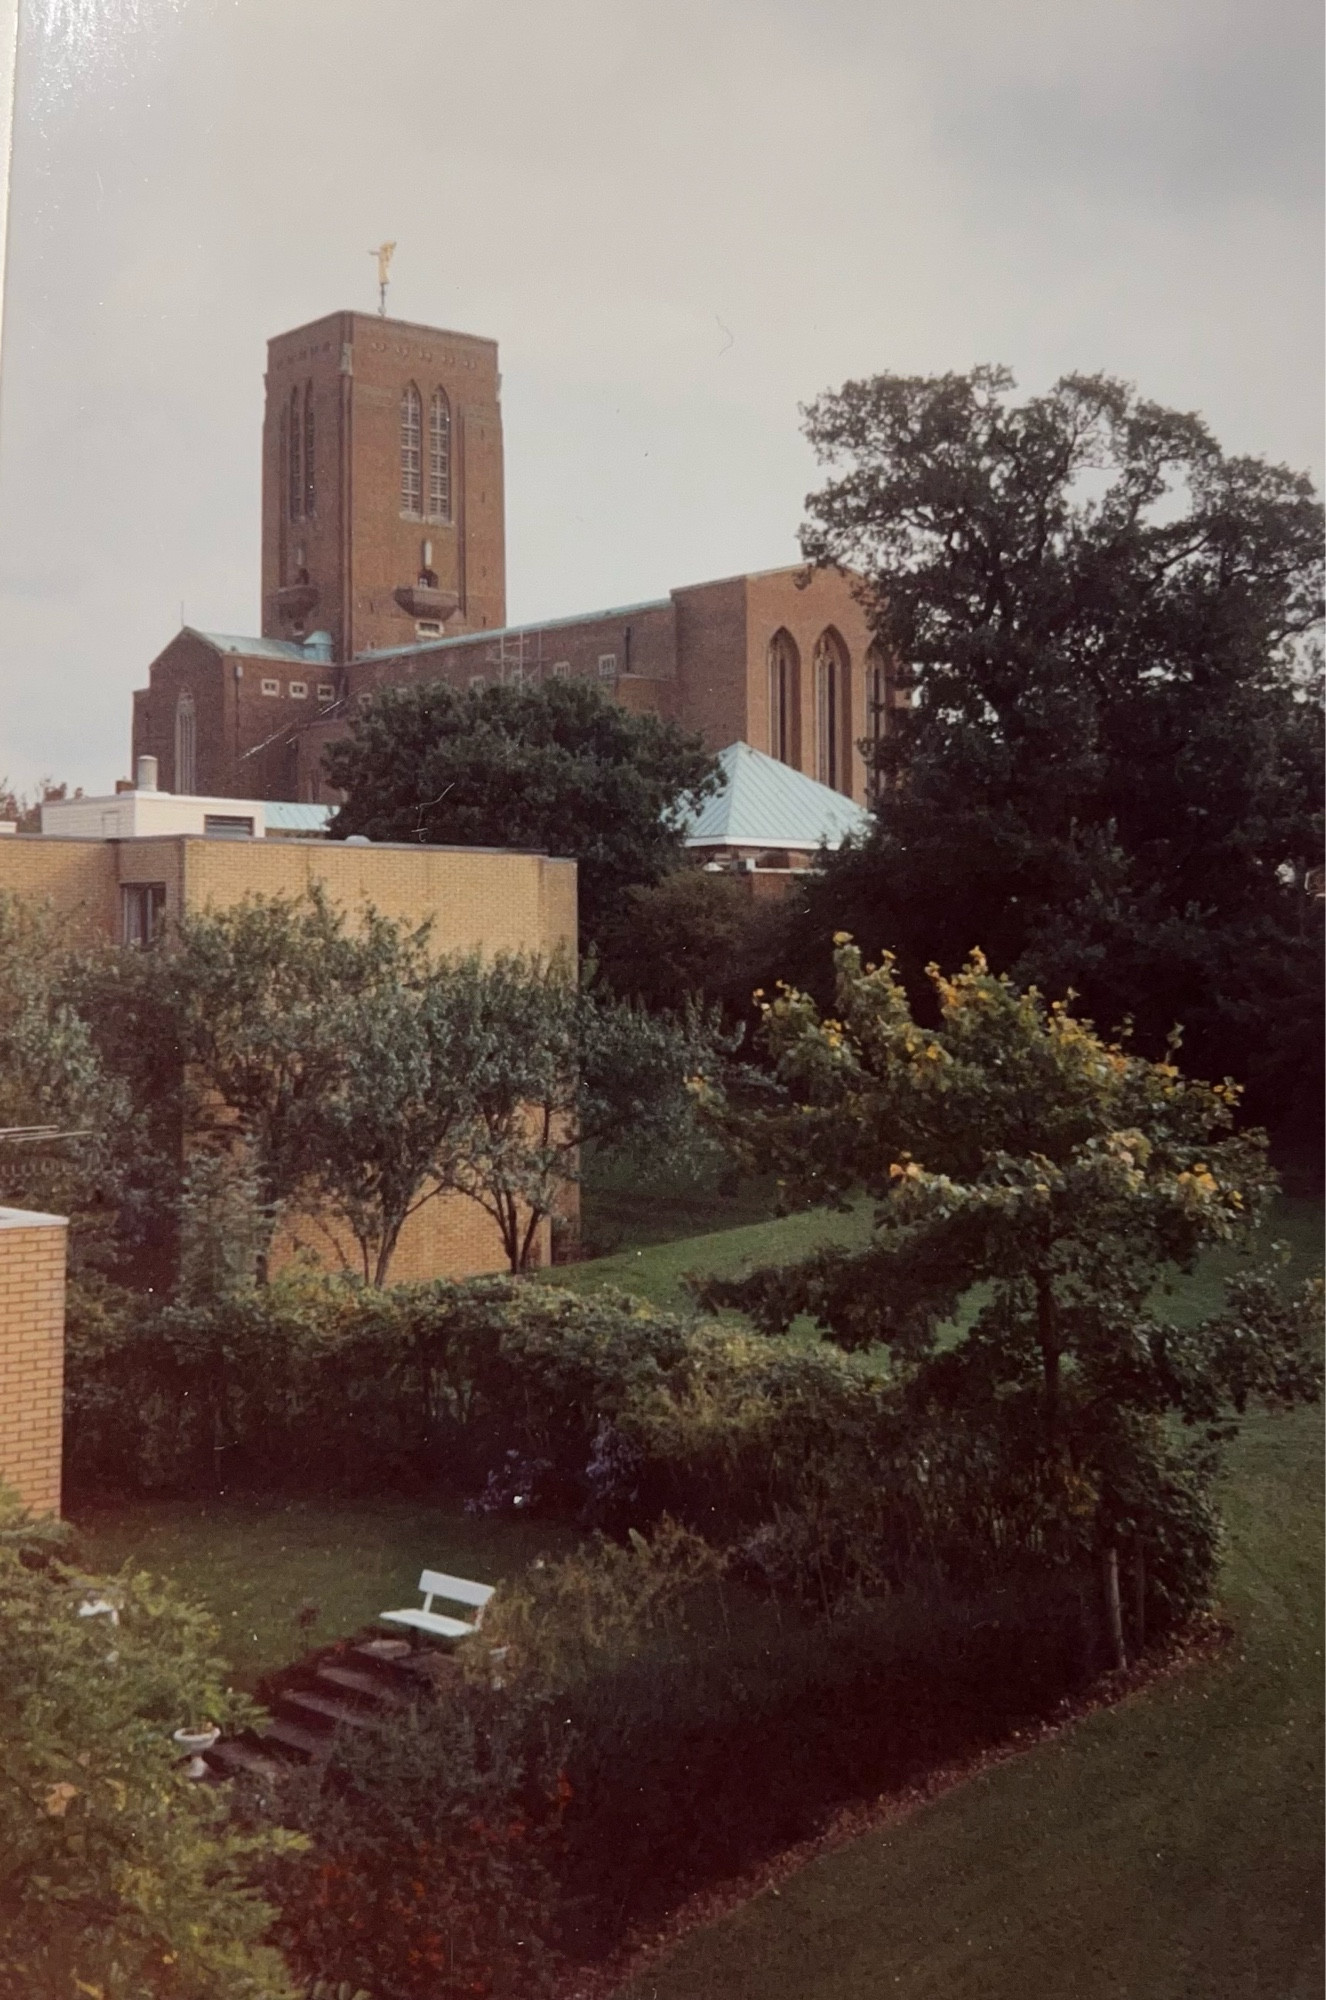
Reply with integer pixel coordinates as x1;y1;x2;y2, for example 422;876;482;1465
261;678;280;696
316;683;336;702
814;629;850;792
174;688;197;795
288;387;302;520
598;653;617;679
401;383;423;514
302;382;315;516
551;660;570;678
121;882;166;948
429;389;451;519
203;814;255;839
766;629;800;765
415;619;443;638
469;675;486;690
288;680;308;699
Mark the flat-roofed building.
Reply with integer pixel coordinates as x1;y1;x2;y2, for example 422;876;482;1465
0;811;576;1280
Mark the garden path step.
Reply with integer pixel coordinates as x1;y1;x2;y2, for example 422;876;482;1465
206;1738;281;1781
264;1717;328;1761
315;1662;411;1705
280;1689;377;1731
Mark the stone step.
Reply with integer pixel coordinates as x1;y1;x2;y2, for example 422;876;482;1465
315;1662;410;1706
206;1737;282;1782
280;1689;377;1732
263;1717;328;1761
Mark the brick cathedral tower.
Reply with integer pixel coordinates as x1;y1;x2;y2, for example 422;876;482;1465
261;311;506;660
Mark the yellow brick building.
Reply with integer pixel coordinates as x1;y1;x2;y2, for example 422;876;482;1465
0;1207;68;1519
0;828;577;1283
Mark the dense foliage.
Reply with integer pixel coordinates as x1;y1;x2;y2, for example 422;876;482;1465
0;896;139;1272
54;889;719;1284
0;1491;297;2000
593;864;788;1021
325;676;721;944
268;1523;1100;1985
795;366;1324;1131
698;941;1321;1654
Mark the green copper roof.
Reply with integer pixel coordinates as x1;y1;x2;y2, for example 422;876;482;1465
683;743;870;851
264;802;334;832
188;629;312;662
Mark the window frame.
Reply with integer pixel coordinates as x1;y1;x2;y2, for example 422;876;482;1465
121;882;167;949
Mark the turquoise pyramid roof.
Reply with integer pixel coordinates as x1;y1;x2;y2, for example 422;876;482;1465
682;742;870;851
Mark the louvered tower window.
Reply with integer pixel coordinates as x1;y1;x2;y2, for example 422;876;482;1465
287;388;301;520
429;389;451;520
401;384;423;514
175;688;197;795
302;383;315;516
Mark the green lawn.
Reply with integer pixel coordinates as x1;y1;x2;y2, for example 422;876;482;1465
612;1199;1324;2000
616;1401;1323;2000
71;1496;577;1690
549;1198;874;1311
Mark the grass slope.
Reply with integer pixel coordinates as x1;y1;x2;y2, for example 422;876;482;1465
548;1200;873;1311
616;1403;1323;2000
611;1199;1323;2000
73;1498;576;1689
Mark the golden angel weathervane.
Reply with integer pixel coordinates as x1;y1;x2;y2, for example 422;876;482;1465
370;241;396;316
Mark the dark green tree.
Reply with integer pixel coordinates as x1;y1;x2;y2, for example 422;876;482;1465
794;367;1324;1132
594;865;789;1022
324;677;721;945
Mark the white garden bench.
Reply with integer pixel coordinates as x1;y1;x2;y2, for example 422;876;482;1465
378;1570;495;1644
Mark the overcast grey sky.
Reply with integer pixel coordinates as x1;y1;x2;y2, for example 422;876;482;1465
1;0;1321;795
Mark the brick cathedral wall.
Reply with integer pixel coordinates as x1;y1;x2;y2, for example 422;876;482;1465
0;1213;68;1519
744;568;875;802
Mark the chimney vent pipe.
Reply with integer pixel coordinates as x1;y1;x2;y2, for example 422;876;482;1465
136;755;159;792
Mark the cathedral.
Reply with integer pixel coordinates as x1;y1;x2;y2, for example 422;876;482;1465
131;309;894;808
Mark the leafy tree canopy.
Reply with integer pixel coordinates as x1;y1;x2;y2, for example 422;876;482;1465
700;943;1320;1640
794;367;1324;1129
324;677;721;944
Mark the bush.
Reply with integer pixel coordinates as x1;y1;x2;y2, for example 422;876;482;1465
0;1498;299;1999
269;1688;568;2000
265;1527;1103;1977
63;1274;695;1502
552;1571;1099;1955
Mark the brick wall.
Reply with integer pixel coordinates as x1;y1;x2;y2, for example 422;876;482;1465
0;1209;67;1518
0;838;118;938
261;312;506;661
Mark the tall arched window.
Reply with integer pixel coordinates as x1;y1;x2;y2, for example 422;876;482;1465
814;629;850;792
401;383;423;514
287;388;302;521
766;629;801;766
174;688;197;795
429;389;451;520
302;382;315;517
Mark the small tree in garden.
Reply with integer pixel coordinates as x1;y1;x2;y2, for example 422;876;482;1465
0;895;137;1271
699;941;1321;1658
165;886;431;1280
0;1492;299;1999
307;969;503;1285
452;954;723;1272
